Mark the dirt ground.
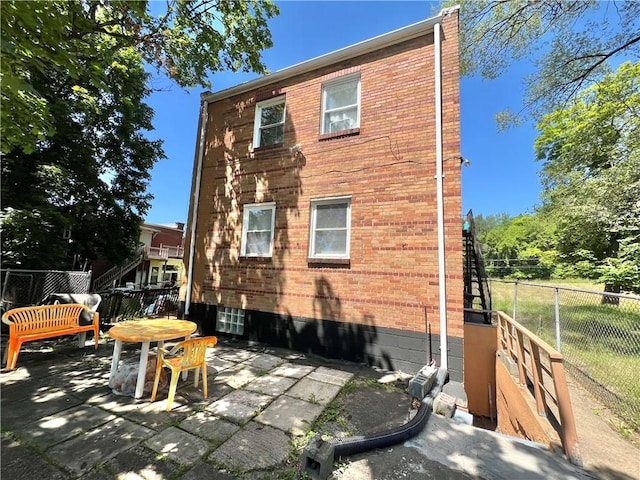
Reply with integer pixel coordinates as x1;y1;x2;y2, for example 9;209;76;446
566;377;639;480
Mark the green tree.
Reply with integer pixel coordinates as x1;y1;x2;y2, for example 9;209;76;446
0;0;278;269
535;62;640;294
472;212;512;240
1;0;278;154
451;0;640;125
2;46;162;269
480;214;557;279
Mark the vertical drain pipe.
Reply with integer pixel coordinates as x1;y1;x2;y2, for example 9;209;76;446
434;19;448;371
185;96;209;316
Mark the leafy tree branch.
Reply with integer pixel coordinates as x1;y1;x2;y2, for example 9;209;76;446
451;0;640;126
1;0;278;270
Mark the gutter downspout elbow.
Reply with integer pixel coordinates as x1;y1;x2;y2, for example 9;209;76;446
185;97;208;316
434;20;448;371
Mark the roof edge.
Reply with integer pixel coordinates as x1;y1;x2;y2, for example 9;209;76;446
142;222;184;232
201;8;452;103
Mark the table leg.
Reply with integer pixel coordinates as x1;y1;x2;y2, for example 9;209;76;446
109;340;123;381
135;342;150;399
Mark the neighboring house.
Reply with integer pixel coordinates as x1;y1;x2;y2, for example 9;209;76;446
182;8;464;379
133;222;185;288
92;222;185;291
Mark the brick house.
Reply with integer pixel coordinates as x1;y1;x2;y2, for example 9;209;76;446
134;222;185;288
182;8;464;380
92;222;185;291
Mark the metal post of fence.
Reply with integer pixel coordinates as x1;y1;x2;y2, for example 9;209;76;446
27;276;35;305
554;287;562;353
513;281;518;320
1;269;9;302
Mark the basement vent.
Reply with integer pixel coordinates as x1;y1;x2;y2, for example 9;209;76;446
216;306;245;335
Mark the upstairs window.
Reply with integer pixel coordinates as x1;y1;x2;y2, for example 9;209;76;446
309;196;351;259
253;96;285;148
321;75;360;134
241;202;276;257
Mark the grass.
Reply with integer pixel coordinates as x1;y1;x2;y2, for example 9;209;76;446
490;278;640;429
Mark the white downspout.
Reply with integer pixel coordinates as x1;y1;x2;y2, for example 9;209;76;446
185;98;208;316
434;20;448;370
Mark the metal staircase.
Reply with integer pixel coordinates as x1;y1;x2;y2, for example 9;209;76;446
463;210;492;324
92;247;144;292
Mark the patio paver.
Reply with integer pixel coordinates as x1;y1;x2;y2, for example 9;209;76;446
18;404;116;449
271;362;315;379
213;364;262;389
204;355;236;373
47;416;154;475
307;366;354;386
144;426;210;466
215;349;256;363
1;435;67;480
243;374;297;396
286;376;342;405
181;461;237;480
179;412;240;444
1;386;84;429
255;395;325;436
207;389;272;425
240;352;284;372
208;422;290;471
104;444;181;480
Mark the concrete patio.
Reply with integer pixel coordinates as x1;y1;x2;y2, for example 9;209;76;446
0;334;605;479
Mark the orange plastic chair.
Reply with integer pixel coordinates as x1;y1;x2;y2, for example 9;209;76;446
151;336;217;411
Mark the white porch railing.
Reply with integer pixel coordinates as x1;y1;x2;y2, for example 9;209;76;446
145;246;184;260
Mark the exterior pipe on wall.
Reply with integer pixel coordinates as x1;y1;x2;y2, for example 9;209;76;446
434;20;448;371
185;97;209;316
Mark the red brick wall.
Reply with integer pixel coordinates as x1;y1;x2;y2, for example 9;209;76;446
184;13;462;343
150;226;183;249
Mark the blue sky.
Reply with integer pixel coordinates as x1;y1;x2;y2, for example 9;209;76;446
144;1;541;225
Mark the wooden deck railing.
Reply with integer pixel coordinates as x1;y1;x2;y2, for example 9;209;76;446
497;311;582;466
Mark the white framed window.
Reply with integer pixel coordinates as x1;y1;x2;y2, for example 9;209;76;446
241;202;276;257
321;75;361;134
253;95;286;148
217;306;245;335
309;196;352;259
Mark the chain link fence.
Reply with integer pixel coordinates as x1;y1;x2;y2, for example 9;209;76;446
490;279;640;428
1;269;91;310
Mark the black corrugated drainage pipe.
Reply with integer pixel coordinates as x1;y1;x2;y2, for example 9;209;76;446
302;367;449;480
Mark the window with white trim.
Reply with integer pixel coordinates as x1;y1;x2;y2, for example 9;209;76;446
217;306;245;335
309;196;351;259
253;96;285;148
321;75;360;134
241;202;276;257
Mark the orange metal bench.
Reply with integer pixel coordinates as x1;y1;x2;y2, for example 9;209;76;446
2;304;100;369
